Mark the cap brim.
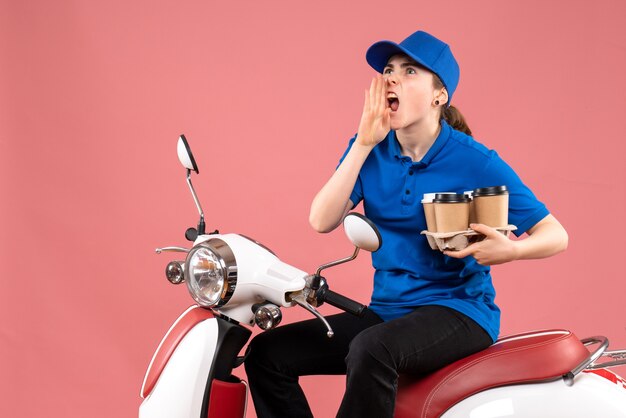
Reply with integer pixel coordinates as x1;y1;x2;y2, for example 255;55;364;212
365;40;453;105
366;41;436;76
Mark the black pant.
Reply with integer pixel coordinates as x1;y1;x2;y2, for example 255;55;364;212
244;305;492;418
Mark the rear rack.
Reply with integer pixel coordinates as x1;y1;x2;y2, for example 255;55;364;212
563;336;626;385
588;348;626;370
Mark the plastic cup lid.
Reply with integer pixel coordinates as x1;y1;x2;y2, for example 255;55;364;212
422;191;455;203
433;193;471;203
473;185;509;196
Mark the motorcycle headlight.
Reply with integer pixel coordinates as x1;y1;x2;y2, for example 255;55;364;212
185;238;237;307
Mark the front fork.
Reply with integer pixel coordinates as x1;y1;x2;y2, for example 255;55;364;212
202;317;252;417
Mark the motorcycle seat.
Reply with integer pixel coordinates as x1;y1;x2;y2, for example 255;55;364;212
394;329;590;418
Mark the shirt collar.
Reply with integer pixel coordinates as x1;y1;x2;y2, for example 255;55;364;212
389;120;451;165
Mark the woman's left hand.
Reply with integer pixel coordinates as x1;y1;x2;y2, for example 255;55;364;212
443;224;519;266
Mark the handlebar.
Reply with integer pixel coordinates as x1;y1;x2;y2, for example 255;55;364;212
286;276;368;338
317;287;366;317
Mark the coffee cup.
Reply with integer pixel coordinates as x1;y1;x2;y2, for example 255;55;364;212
422;192;456;232
421;193;437;232
464;190;476;224
433;193;471;233
473;185;509;227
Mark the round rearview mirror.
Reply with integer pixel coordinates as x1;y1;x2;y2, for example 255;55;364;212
343;213;382;252
177;134;199;174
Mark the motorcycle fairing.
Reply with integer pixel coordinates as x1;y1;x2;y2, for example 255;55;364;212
191;233;308;325
141;305;215;398
584;368;626;389
139;315;221;418
442;371;626;417
139;307;250;418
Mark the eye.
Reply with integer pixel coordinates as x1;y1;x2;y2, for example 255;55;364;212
406;67;417;75
383;68;393;74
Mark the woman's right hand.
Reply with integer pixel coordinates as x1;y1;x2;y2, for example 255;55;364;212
356;74;391;147
310;75;390;233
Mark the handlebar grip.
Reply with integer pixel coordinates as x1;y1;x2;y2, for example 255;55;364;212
321;289;366;317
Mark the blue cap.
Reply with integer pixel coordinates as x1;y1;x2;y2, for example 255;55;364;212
366;31;460;104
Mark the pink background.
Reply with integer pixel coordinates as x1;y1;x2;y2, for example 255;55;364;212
1;1;625;417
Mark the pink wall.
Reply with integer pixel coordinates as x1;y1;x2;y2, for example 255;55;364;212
1;1;625;417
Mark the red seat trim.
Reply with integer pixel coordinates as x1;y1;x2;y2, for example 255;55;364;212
395;329;590;418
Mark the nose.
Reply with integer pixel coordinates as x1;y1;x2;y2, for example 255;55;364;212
385;73;399;85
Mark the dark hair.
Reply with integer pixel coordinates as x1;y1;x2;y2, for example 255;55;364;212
433;76;472;136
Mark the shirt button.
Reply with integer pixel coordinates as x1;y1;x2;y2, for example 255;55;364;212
409;170;414;175
405;190;410;195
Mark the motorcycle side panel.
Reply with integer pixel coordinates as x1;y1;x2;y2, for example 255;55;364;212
139;318;219;418
206;379;247;418
441;372;626;417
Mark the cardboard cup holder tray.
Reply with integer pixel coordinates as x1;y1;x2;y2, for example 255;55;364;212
421;225;517;251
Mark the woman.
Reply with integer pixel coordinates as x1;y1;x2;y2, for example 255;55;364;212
245;30;568;418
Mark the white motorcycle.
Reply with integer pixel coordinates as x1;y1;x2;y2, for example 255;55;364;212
139;135;626;418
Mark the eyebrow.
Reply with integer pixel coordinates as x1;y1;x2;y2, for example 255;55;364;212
384;60;421;69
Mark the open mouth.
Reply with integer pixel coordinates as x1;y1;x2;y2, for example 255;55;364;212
387;94;399;112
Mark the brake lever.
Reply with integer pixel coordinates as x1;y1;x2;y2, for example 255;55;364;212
290;293;334;338
155;246;190;254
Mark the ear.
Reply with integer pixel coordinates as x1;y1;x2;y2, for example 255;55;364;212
435;88;449;106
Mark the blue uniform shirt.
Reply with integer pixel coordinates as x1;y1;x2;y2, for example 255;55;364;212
339;120;549;342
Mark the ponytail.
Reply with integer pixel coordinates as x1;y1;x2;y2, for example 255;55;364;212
432;74;472;136
442;105;472;136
